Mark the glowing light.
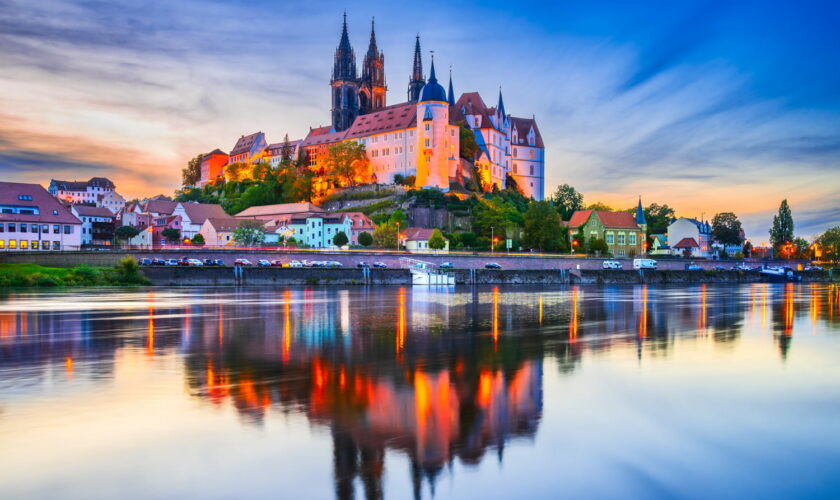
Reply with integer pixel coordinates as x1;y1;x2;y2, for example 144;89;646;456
396;287;406;355
569;286;579;340
65;357;73;379
147;304;155;356
492;286;499;350
639;285;648;338
538;295;543;326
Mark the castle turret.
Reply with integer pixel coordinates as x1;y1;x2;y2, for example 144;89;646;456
407;35;425;103
359;18;387;114
331;13;360;132
447;68;455;106
636;197;647;232
415;58;453;190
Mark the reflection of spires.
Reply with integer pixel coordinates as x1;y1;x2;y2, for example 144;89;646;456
332;427;358;500
411;459;422;500
360;448;384;500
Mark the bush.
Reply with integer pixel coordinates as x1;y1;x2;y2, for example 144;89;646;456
115;256;150;285
358;231;373;247
333;231;349;247
191;233;205;246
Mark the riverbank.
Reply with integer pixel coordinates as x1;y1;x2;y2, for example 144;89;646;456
0;259;150;288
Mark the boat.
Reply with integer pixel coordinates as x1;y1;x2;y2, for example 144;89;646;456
759;266;801;283
401;258;455;286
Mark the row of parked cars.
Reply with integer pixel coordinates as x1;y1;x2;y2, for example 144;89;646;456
139;257;224;267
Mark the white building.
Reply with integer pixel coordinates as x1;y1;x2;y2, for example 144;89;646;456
171;202;228;240
0;182;82;251
71;205;115;247
274;214;352;248
668;218;713;258
49;177;126;211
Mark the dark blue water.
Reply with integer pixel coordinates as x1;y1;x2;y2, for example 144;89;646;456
0;284;838;499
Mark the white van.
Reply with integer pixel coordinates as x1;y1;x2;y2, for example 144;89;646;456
633;258;657;270
602;260;622;270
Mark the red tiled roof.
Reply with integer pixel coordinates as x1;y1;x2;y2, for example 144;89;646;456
0;182;81;224
673;237;700;249
454;92;498;131
402;227;445;241
300;128;347;148
344;102;417;139
143;199;178;215
510;117;545;148
205;217;254;232
72;205;114;218
341;212;375;229
230;132;264;156
178;202;227;224
235;202;325;218
568;210;640;229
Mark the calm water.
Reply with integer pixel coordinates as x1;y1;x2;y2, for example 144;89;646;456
0;284;839;499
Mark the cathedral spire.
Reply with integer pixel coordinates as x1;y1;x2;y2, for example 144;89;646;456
332;11;357;82
447;67;455;106
428;53;437;83
366;18;378;58
407;34;425;103
497;87;506;117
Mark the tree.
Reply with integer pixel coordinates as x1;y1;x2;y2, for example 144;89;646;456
573;227;586;253
161;227;181;243
182;154;203;187
373;223;398;248
816;226;840;263
393;174;405;185
712;212;744;246
793;237;810;259
190;233;205;246
280;133;293;164
586;202;614;212
588;237;610;255
388;209;407;226
458;122;480;159
551;184;584;220
522;200;562;251
357;231;373;247
115;225;140;244
770;199;794;254
333;231;349;247
742;240;753;258
232;220;265;246
642;203;676;234
428;229;447;251
325;141;369;187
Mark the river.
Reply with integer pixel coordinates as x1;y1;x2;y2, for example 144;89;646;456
0;284;839;499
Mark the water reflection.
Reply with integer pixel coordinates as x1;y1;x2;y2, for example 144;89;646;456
1;284;839;498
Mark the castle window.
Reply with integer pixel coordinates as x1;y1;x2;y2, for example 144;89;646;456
513;148;517;158
424;139;430;148
530;165;534;175
530;150;535;159
425;123;430;131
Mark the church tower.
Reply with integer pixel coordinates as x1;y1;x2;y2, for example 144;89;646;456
407;35;425;103
359;19;387;115
331;13;360;132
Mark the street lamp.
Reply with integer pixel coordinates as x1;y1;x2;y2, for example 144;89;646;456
491;226;494;255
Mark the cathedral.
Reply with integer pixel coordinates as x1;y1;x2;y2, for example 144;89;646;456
213;14;546;200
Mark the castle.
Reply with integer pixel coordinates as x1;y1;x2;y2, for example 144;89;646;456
203;14;545;200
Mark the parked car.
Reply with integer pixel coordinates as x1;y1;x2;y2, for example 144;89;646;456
165;259;179;266
439;262;454;269
214;259;225;266
357;261;370;268
234;258;253;266
805;266;824;271
633;258;657;270
732;263;751;271
257;259;271;267
202;259;215;266
289;260;303;268
714;265;726;271
328;261;343;267
139;258;152;266
685;263;702;271
187;259;203;267
373;262;387;268
178;257;190;266
152;258;166;266
270;260;285;267
485;262;502;269
603;260;622;270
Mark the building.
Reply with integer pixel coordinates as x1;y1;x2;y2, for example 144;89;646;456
235;202;326;221
228;132;268;166
649;234;670;256
568;201;646;257
171;202;228;240
48;177;126;213
198;149;229;187
340;212;375;245
273;214;352;248
402;227;449;253
199;218;254;247
667;217;713;258
0;182;82;251
266;140;301;168
672;237;701;258
71;205;115;247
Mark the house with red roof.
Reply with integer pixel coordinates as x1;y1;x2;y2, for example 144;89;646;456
340;212;375;245
0;182;83;251
402;227;449;253
567;202;647;257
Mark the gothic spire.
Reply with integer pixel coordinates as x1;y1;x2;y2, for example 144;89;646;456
429;53;437;83
447;67;455;106
332;12;357;81
497;87;506;117
412;34;423;82
366;18;378;58
636;196;647;225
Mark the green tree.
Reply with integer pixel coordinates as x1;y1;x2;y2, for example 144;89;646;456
388;209;407;226
115;225;140;244
333;231;349;247
588;237;610;255
373;222;398;248
357;231;373;247
573;227;586;253
793;237;810;259
769;199;794;254
522;200;562;251
586;202;614;212
326;141;369;186
190;233;205;246
816;226;840;263
711;212;744;246
642;203;676;234
280;133;293;164
232;220;265;246
182;154;203;187
551;184;584;220
428;229;447;251
458;122;480;159
161;227;181;243
393;174;406;185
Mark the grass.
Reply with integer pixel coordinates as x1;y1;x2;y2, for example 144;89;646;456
0;257;151;288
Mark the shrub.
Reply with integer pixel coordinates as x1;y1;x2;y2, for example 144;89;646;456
333;231;349;247
191;233;205;246
357;231;373;247
115;256;150;285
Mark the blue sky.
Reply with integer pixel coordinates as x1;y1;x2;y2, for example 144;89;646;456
0;0;838;240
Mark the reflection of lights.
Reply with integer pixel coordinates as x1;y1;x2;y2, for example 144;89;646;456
397;287;406;355
762;284;768;330
698;284;707;333
147;304;155;356
538;295;543;326
65;357;73;379
492;286;499;350
218;303;224;346
784;283;794;336
810;284;820;329
638;285;648;338
283;290;292;361
569;286;579;340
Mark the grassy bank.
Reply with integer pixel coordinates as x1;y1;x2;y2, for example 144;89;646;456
0;257;150;288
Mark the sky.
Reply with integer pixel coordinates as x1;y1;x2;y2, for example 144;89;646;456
1;0;838;241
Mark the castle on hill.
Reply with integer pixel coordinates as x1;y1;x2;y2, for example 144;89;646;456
200;14;545;200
